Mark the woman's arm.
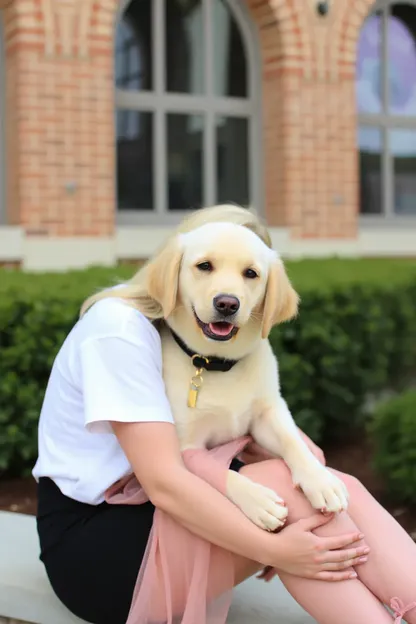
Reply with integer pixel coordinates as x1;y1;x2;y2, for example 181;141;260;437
112;421;273;563
112;421;366;580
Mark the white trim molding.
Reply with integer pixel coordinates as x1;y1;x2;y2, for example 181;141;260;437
116;226;416;260
0;227;415;271
0;226;24;261
22;237;116;272
357;228;416;256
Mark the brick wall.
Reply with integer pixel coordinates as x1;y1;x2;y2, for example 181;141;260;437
0;0;376;241
2;0;116;237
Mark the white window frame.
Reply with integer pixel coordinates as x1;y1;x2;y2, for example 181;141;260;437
0;12;6;225
359;0;416;227
115;0;263;226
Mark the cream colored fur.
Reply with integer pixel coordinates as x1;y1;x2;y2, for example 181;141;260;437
146;222;349;532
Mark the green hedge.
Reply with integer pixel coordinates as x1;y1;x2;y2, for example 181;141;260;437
369;390;416;504
1;259;416;476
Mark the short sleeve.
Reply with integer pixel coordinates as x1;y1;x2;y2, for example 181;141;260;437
79;331;174;434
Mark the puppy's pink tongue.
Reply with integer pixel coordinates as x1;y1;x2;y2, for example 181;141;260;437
209;322;234;336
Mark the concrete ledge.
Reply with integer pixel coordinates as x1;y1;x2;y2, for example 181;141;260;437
0;511;316;624
0;512;86;624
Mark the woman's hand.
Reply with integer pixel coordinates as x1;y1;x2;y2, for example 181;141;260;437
264;513;369;582
240;429;326;466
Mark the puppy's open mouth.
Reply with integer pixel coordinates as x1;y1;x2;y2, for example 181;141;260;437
193;310;239;342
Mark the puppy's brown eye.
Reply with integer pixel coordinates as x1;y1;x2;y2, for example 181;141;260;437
196;261;213;272
244;268;258;279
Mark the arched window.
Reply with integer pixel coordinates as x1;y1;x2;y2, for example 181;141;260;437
357;1;416;218
115;0;261;225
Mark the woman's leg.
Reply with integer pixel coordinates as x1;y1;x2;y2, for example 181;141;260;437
337;469;416;623
231;459;416;624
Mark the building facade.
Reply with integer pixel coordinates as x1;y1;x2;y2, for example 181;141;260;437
0;0;415;270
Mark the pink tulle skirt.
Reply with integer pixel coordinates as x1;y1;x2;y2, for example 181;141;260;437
105;437;251;624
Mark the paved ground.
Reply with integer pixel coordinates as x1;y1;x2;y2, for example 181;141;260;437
229;576;316;623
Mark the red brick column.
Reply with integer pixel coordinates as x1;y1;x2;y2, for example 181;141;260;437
247;0;375;239
2;0;118;236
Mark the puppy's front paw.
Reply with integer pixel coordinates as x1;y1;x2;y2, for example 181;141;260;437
226;472;288;531
294;467;349;513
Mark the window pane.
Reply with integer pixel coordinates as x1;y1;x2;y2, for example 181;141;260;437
165;0;204;94
216;117;249;206
115;0;152;91
388;5;416;116
213;0;248;98
356;12;383;114
167;114;204;210
391;129;416;215
358;126;383;215
117;111;153;210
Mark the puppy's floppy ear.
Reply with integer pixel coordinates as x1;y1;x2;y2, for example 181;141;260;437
146;236;183;318
261;257;299;339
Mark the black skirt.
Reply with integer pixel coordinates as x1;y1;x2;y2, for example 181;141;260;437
37;460;245;624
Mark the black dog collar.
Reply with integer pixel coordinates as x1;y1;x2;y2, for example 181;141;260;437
170;329;239;372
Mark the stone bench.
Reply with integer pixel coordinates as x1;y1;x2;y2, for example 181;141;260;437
0;511;315;624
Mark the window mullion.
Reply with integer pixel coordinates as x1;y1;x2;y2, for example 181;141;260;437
248;115;258;208
383;125;393;218
154;0;164;95
382;4;389;114
380;5;390;217
204;0;216;205
154;0;166;214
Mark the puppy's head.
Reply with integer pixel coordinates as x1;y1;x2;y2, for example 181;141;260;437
146;222;299;357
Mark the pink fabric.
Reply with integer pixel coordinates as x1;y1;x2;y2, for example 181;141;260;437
391;597;416;623
105;437;251;624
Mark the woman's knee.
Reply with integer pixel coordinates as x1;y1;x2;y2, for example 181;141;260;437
240;459;294;495
240;461;368;523
332;469;364;497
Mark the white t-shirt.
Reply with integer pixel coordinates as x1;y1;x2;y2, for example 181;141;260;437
32;297;174;505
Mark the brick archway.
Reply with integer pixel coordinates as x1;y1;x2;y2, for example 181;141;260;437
338;0;376;77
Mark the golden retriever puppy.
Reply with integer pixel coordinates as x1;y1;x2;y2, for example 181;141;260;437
146;222;348;531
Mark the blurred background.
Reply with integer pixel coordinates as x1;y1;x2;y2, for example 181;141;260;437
0;0;415;541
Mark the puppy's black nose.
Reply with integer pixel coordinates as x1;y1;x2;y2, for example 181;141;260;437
213;294;240;317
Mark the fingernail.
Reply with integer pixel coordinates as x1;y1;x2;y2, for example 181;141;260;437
349;572;357;579
359;557;368;564
363;547;370;554
358;533;365;539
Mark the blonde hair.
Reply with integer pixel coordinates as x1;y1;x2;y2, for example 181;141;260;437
80;204;272;319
